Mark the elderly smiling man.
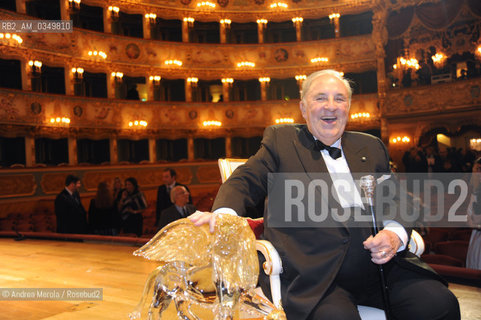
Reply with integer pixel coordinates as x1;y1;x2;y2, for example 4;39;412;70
190;70;460;320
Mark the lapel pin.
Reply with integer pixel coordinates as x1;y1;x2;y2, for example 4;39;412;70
361;156;367;162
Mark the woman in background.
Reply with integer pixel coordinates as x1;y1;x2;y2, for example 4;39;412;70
467;157;481;270
113;177;123;202
118;177;146;237
88;182;120;235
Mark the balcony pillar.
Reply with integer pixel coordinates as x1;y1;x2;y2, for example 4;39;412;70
187;136;194;160
372;8;389;115
225;135;232;158
68;135;78;166
110;136;118;164
25;135;35;167
182;19;191;43
20;59;31;91
15;0;26;14
149;138;156;163
222;81;231;102
257;22;266;44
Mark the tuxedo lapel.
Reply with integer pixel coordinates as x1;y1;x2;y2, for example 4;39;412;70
292;126;328;179
291;127;347;229
341;132;374;201
342;132;371;173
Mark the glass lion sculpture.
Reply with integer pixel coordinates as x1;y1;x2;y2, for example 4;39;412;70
129;213;286;320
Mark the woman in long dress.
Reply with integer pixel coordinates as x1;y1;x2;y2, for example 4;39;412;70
118;177;147;237
467;157;481;270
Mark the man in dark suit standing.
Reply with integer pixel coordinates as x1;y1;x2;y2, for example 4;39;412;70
54;174;88;234
190;70;459;319
158;186;196;230
155;168;191;227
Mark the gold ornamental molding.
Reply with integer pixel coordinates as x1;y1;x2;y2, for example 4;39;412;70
0;88;380;138
79;0;374;22
196;164;222;184
0;174;36;198
0;11;377;79
40;172;71;195
384;78;481;117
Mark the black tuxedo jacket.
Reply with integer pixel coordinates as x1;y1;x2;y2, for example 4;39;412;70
54;189;88;234
213;124;440;319
158;203;196;230
155;182;191;226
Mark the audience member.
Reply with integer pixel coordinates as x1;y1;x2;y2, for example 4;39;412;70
155;168;191;227
113;177;123;202
126;84;140;100
158;186;196;230
88;182;120;236
118;177;147;237
402;147;427;172
54;174;88;234
467;157;481;270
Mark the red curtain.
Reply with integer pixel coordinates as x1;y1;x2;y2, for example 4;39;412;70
387;7;414;39
415;0;463;30
387;0;480;39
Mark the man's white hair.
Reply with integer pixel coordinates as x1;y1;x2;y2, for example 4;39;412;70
300;69;353;103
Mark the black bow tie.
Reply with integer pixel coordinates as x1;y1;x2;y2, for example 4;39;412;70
313;140;342;159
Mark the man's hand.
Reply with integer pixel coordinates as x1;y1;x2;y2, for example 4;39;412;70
363;230;401;264
188;211;216;233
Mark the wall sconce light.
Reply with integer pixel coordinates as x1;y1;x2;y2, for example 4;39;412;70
292;17;303;26
187;77;198;87
476;46;481;59
275;118;294;124
221;78;234;84
270;2;288;9
203;120;222;127
431;53;446;68
396;57;420;70
129;120;148;127
0;33;23;44
164;60;183;66
295;74;306;86
310;57;329;63
28;60;42;73
470;138;481;151
68;0;81;10
350;112;370;120
256;19;268;25
149;75;161;84
183;17;195;28
220;19;231;28
145;13;157;24
111;72;123;81
329;13;341;37
108;6;120;19
71;67;84;79
329;13;340;20
49;117;70;125
88;50;107;59
391;136;410;144
237;61;255;68
197;1;216;9
258;77;271;83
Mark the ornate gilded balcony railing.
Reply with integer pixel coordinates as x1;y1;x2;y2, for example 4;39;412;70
0;10;377;79
0;88;379;139
384;78;481;118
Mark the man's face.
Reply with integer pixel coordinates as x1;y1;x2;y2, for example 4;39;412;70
162;171;175;185
174;187;189;206
69;181;81;193
300;74;350;146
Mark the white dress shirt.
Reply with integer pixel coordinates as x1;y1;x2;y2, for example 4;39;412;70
215;138;408;251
